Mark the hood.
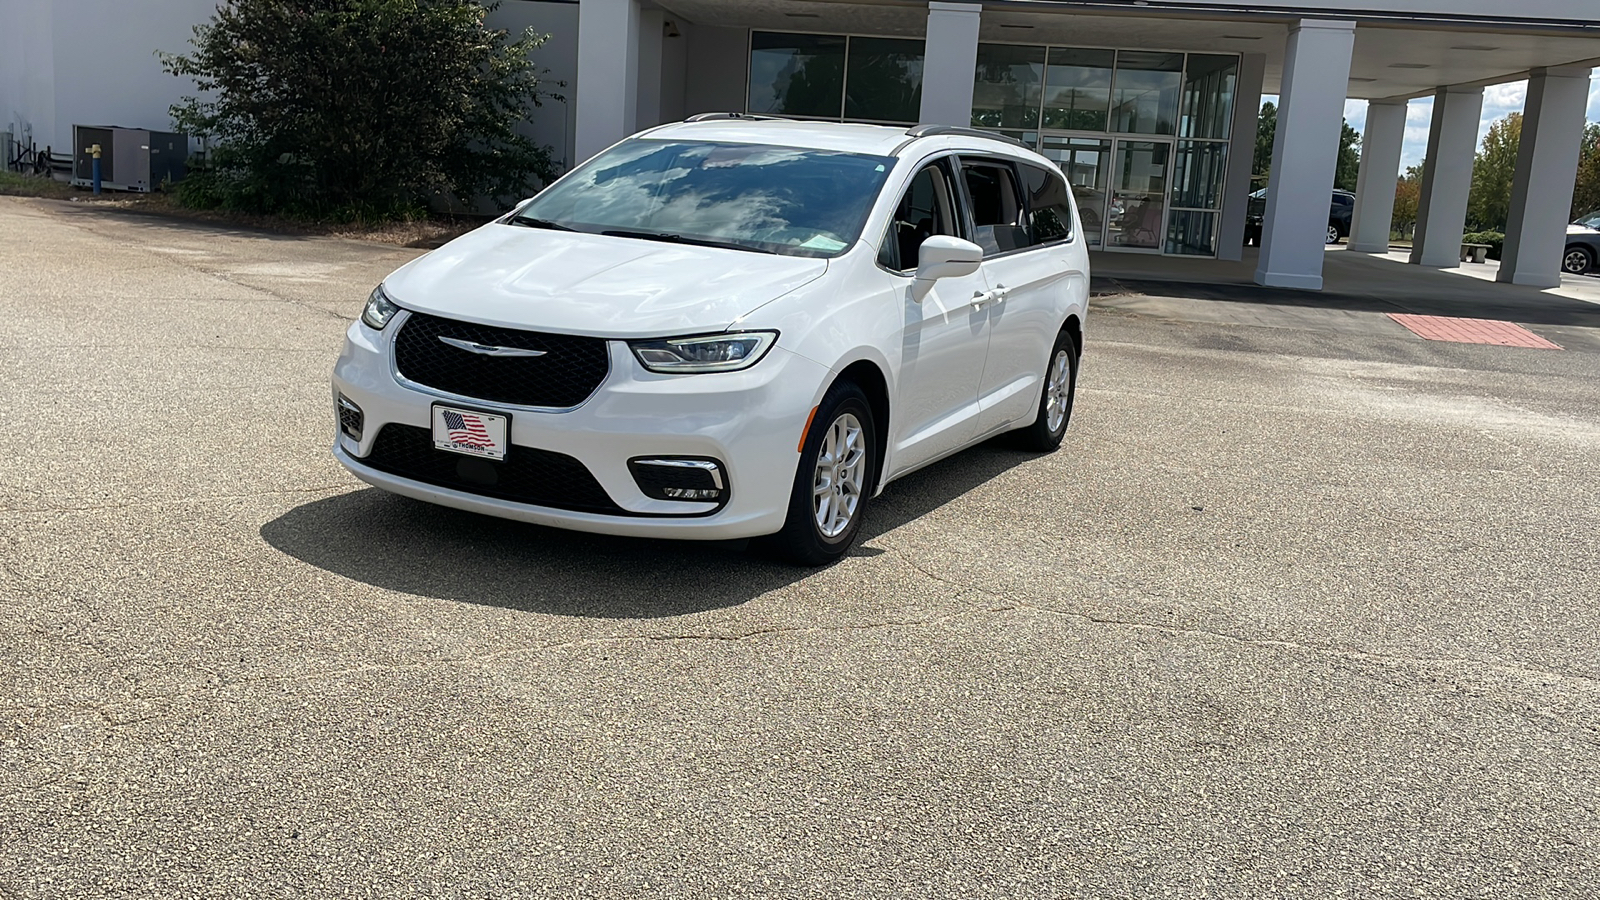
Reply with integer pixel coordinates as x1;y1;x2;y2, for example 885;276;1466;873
1569;223;1599;235
384;223;830;338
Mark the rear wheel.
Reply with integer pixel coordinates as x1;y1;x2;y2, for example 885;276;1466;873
1326;224;1341;245
756;380;876;566
1563;245;1593;275
1009;329;1078;452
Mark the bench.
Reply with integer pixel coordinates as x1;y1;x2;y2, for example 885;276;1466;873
1461;242;1492;264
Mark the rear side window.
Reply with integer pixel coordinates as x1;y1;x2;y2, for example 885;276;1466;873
1019;163;1075;245
961;161;1028;255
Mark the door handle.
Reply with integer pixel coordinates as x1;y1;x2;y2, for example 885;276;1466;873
970;289;996;309
990;284;1011;302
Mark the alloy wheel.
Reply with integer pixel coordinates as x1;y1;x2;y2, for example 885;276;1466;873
1564;249;1590;275
812;412;867;539
1326;225;1340;245
1045;349;1072;433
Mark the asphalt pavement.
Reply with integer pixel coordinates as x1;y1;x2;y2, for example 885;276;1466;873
2;196;1598;898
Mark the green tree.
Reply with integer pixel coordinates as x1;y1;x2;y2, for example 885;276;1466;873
1392;162;1424;238
1334;119;1362;192
1467;112;1522;232
162;0;560;221
1572;122;1600;221
1252;101;1276;186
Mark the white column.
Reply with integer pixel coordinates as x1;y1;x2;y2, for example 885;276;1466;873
1218;53;1266;262
575;0;640;163
1348;98;1407;253
919;2;981;127
1498;66;1592;287
636;9;665;130
1254;20;1356;291
1409;85;1484;268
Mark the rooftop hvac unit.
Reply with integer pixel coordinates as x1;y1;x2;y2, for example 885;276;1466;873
72;125;188;192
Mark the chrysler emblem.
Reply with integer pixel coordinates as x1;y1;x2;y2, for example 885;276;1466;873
438;336;547;357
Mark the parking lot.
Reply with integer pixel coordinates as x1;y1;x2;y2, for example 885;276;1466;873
2;195;1598;898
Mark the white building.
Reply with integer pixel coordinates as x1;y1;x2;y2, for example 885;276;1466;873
4;0;1598;288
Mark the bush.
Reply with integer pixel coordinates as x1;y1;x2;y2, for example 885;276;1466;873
1462;230;1505;261
161;0;560;222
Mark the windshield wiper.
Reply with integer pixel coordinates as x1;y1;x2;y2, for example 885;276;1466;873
599;229;771;254
509;216;577;232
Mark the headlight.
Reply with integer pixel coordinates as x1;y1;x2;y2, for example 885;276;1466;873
361;285;401;330
629;331;778;374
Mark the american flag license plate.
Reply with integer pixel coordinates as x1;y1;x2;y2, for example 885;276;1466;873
431;405;509;460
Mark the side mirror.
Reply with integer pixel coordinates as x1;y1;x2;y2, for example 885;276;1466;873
915;235;983;284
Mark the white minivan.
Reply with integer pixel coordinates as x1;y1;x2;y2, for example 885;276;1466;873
332;117;1089;564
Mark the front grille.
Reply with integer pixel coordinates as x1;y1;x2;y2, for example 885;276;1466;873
360;424;622;514
394;312;610;408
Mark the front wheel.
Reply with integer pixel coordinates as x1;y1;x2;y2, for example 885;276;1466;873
1009;330;1078;452
1563;245;1593;275
756;380;876;566
1326;224;1341;245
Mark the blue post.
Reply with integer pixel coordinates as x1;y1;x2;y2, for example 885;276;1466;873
92;156;101;195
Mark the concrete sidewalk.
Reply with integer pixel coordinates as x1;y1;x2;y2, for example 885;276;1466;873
1090;245;1600;352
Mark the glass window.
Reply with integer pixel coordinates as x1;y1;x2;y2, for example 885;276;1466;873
961;160;1028;254
1040;135;1111;248
1019;163;1075;245
845;37;924;123
1171;141;1228;210
1041;48;1114;132
1166;210;1218;255
1110;52;1183;135
748;33;846;118
972;44;1046;130
517;140;895;258
1180;54;1238;140
880;162;958;272
1107;140;1169;249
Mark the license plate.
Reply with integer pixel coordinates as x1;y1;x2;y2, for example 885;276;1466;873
431;405;509;460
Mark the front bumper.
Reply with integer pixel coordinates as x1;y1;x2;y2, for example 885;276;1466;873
331;314;831;540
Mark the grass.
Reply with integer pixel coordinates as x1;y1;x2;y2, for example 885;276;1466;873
0;171;81;200
0;173;480;248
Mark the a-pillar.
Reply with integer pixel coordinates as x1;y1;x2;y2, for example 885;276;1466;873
1498;66;1593;286
1218;53;1266;261
575;0;640;163
1254;19;1356;290
1348;99;1408;253
1409;85;1484;268
919;2;981;126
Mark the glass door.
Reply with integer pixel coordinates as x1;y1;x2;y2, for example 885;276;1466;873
1039;134;1113;249
1106;139;1170;252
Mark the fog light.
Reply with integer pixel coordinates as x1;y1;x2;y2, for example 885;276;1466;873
629;458;726;504
337;394;364;440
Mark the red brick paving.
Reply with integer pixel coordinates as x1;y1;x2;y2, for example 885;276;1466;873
1387;314;1563;350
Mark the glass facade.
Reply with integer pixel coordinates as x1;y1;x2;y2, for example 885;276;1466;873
746;32;1240;258
749;32;926;124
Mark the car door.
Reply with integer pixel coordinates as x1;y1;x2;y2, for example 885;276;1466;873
877;157;992;476
958;156;1082;436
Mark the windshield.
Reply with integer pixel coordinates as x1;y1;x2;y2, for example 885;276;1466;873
1576;210;1600;228
512;140;895;258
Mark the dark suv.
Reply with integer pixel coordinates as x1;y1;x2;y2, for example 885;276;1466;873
1244;189;1355;246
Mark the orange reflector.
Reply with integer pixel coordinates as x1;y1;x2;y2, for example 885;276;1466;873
798;406;818;453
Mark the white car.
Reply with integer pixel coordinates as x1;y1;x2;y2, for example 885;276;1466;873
332;117;1089;564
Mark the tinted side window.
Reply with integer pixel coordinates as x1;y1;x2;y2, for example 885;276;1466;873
962;161;1028;255
879;163;956;273
1020;163;1075;245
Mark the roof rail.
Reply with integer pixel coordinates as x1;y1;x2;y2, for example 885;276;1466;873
684;112;781;123
902;123;1030;150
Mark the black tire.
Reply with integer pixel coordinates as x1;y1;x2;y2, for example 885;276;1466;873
1563;245;1593;275
1326;224;1341;245
755;380;877;566
1009;329;1078;452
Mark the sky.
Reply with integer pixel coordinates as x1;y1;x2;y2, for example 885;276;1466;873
1263;68;1600;175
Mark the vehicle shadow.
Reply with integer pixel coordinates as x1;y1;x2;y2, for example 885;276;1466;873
259;439;1038;618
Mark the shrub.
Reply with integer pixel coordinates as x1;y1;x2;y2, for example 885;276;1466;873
161;0;560;222
1462;230;1505;261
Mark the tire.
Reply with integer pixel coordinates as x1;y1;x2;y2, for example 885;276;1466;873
1326;224;1341;245
1009;329;1079;453
1563;245;1593;275
756;380;877;566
